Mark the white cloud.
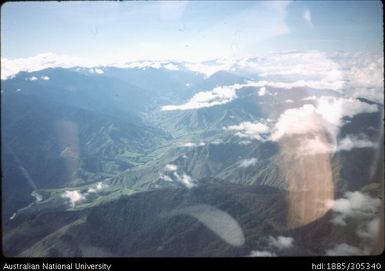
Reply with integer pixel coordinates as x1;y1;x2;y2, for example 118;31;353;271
0;53;175;79
180;173;194;188
87;182;106;193
159;173;173;182
173;172;195;188
1;53;96;79
338;136;376;151
271;104;323;141
239;158;257;168
248;250;276;257
94;68;104;74
62;190;85;207
161;81;277;111
9;213;16;220
115;60;163;69
297;136;332;155
41;76;50;80
184;62;229;77
163;63;179;71
326;191;381;226
326;243;369;256
298;135;376;155
161;85;239;111
285;99;293;103
2;51;382;106
303;8;313;28
226;121;270;141
265;80;344;91
181;142;205;147
268;236;294;250
342;55;384;103
271;97;378;147
238;140;252;145
87;188;97;193
182;142;196;147
356;218;381;240
253;51;345;91
325;192;381;256
28;76;38;81
258;87;266;96
96;182;105;190
210;139;223;145
318;97;378;122
164;164;178;172
302;95;317;101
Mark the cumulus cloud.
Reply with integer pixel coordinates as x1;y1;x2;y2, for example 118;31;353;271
356;218;381;240
181;142;205;147
325;191;381;256
326;243;369;256
238;140;252;145
239;158;257;168
1;53;95;79
248;250;276;257
326;191;381;226
302;95;317;101
86;182;106;194
161;81;283;111
41;76;50;80
161;85;240;111
163;63;179;71
94;68;103;74
96;182;105;190
268;236;294;250
258;87;266;96
173;172;195;188
159;173;173;182
298;135;376;155
28;76;38;81
164;164;178;172
210;139;223;145
271;97;378;147
0;53;182;79
342;54;384;103
337;136;376;151
184;62;233;77
297;136;332;155
182;142;196;147
224;96;378;155
87;188;97;193
226;121;270;141
271;104;323;141
250;51;345;91
62;190;85;207
3;51;382;106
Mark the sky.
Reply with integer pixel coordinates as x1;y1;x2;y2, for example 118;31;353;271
1;1;383;62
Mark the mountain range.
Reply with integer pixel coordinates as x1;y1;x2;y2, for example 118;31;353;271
1;60;383;257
